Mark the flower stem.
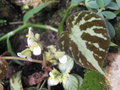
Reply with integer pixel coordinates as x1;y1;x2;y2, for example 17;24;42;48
0;56;42;64
0;23;58;42
39;79;47;89
58;7;71;34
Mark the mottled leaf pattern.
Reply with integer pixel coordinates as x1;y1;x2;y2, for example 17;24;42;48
58;11;110;75
10;71;23;90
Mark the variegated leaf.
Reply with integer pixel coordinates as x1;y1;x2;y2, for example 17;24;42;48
58;11;110;75
10;71;23;90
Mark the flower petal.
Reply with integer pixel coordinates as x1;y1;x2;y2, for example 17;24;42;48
59;55;67;64
27;38;36;47
28;27;34;38
49;72;54;78
17;52;26;58
33;45;41;55
48;77;59;86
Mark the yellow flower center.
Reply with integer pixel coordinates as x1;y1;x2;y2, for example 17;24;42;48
26;34;29;37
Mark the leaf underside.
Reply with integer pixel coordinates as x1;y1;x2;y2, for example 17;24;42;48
58;11;110;75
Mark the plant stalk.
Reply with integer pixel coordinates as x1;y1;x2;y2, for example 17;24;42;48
0;56;42;64
0;23;58;42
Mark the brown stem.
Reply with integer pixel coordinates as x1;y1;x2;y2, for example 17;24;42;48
0;56;42;64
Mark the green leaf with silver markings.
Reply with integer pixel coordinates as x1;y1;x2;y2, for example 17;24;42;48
10;71;23;90
58;11;110;75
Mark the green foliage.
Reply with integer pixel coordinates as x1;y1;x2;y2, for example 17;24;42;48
63;74;82;90
0;23;58;42
58;11;110;75
103;0;112;6
54;51;65;59
97;12;116;38
73;74;83;89
58;8;70;33
10;71;23;90
114;10;120;15
116;0;120;8
84;0;119;38
102;11;116;19
105;20;116;38
110;42;118;46
0;20;7;24
96;0;105;8
85;0;119;10
7;37;23;65
0;0;119;89
85;0;99;9
58;0;84;33
23;1;57;23
20;48;31;57
80;70;105;90
7;37;16;56
106;2;119;10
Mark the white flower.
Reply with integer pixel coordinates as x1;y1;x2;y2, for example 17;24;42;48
48;72;59;86
48;77;59;86
32;45;41;55
27;38;36;47
17;28;42;61
29;43;41;56
59;55;68;64
27;28;42;56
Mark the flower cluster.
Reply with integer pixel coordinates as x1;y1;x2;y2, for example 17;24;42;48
17;29;74;86
46;45;74;86
17;27;42;60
